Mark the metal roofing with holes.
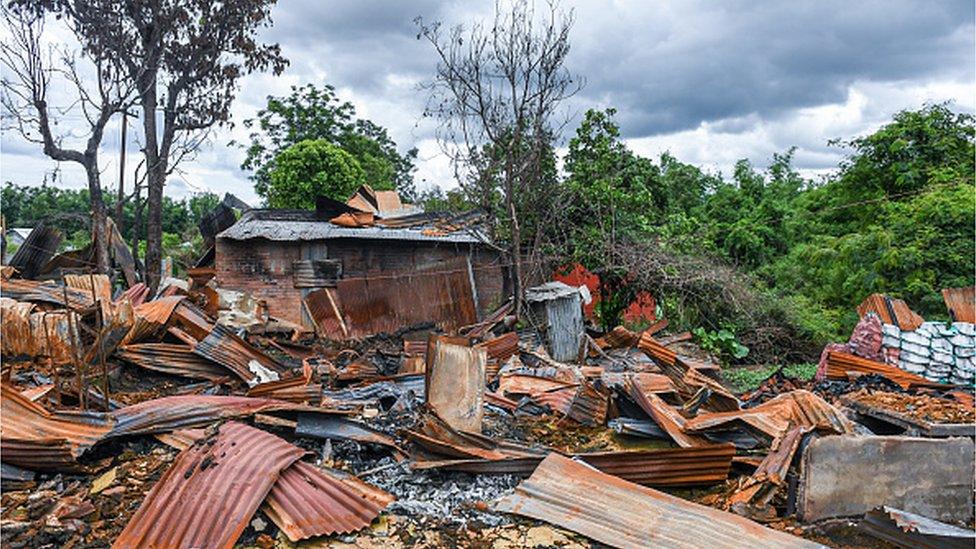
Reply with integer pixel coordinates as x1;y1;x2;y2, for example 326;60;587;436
114;422;305;549
494;453;824;549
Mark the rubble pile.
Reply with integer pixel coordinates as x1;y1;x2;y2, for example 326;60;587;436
0;224;973;548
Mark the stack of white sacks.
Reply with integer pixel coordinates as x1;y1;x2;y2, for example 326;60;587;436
882;321;976;385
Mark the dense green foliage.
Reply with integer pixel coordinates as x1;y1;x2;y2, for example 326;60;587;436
265;139;367;208
241;84;417;202
555;104;975;350
1;182;218;273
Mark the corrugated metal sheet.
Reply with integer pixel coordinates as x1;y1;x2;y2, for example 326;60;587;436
426;341;486;432
193;323;284;383
529;381;608;426
861;506;974;549
8;222;61;279
119;295;186;345
857;293;925;331
0;278;93;309
476;331;519;362
264;460;393;542
685;390;852;441
1;298;37;358
114;422;305;549
494;453;822;549
1;383;112;470
826;351;950;389
115;343;231;381
638;332;678;365
942;286;975;324
218;210;484;243
337;259;478;338
247;361;314;398
418;444;734;487
526;283;583;362
627;388;710;448
292;258;342;288
108;395;332;437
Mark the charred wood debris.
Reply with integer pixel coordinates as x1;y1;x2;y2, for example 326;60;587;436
0;225;974;549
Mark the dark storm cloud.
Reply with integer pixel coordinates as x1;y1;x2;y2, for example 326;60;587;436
567;0;974;136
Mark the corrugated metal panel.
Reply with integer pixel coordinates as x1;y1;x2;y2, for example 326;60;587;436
542;293;584;362
1;298;37;358
857;293;925;331
115;343;231;381
685;390;852;441
494;453;823;549
119;296;186;345
0;278;93;309
1;383;112;470
108;395;332;437
529;381;608;426
193;324;284;383
114;422;305;549
336;259;478;338
218;213;484;243
292;259;342;288
826;351;950;389
264;460;394;542
942;286;975;324
8;222;61;279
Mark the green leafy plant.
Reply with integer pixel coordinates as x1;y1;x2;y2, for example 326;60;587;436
692;327;750;361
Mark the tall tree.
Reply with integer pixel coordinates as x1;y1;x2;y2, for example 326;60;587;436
417;0;583;316
1;6;134;274
241;84;417;203
27;0;288;291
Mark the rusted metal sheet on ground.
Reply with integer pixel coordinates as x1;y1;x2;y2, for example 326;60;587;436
0;278;94;309
295;413;404;456
29;310;77;364
1;383;112;470
529;381;608;426
637;332;677;365
857;293;925;331
114;422;305;549
685;390;852;442
264;460;393;542
337;259;478;338
406;410;545;462
64;273;113;320
419;444;735;487
193;323;284;383
247;360;314;399
8;222;61;279
941;286;975;323
0;298;36;358
825;351;950;389
861;506;974;549
108;395;334;437
426;341;486;432
476;331;519;361
115;343;231;381
494;453;823;549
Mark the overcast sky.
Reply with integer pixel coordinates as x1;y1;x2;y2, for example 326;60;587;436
1;0;973;204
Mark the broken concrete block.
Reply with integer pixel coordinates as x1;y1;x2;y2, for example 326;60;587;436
798;435;974;523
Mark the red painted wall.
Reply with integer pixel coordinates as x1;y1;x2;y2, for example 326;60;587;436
553;263;657;325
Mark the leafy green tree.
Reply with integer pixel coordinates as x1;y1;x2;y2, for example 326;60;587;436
242;84;417;202
265;140;367;208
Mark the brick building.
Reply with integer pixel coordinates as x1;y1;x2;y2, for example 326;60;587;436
214;206;506;338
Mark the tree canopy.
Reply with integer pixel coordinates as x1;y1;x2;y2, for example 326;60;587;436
265;139;367;208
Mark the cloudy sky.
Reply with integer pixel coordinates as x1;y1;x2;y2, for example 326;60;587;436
1;0;973;203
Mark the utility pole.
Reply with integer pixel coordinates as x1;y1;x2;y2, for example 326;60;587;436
115;111;128;224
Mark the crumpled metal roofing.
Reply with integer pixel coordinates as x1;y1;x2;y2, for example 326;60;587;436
825;351;949;389
7;222;61;279
684;390;852;442
108;394;334;438
114;421;305;549
264;460;394;542
0;278;94;309
115;343;230;381
193;323;284;383
857;293;925;331
0;383;112;470
494;453;823;549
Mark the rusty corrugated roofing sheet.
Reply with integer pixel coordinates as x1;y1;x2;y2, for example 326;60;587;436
7;222;61;279
0;278;94;309
114;421;305;549
685;390;852;441
825;351;949;389
193;323;284;383
494;453;823;549
1;383;112;470
942;286;975;324
108;394;334;437
861;506;974;549
264;460;393;542
115;343;230;381
119;295;186;345
857;293;925;331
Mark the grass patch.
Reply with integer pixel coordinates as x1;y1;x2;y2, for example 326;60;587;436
721;362;819;393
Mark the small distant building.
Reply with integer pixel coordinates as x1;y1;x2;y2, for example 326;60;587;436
5;228;33;248
214;187;506;338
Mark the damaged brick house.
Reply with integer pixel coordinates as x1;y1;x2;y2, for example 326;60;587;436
214;186;506;338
